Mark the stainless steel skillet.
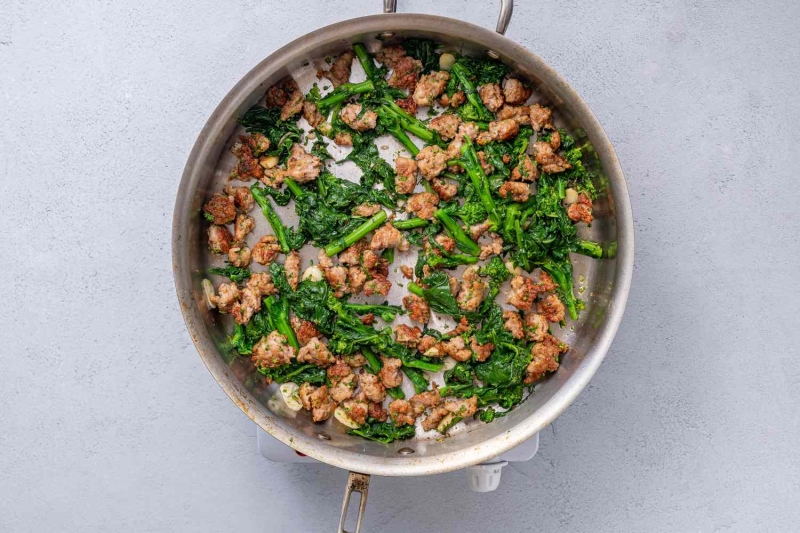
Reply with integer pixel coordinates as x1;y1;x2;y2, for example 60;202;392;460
172;1;634;530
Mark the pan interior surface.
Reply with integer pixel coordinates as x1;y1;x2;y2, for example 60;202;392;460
173;14;633;476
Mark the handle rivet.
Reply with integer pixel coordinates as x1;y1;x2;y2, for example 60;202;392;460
397;447;415;455
487;50;500;59
317;432;332;441
379;31;395;39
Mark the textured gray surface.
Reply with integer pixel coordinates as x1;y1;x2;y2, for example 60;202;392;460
2;0;799;531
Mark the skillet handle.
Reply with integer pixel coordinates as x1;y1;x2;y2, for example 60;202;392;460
383;0;514;35
337;472;371;533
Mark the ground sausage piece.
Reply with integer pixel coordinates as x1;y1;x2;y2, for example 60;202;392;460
302;101;325;128
428;114;461;141
478;83;504;112
533;141;571;174
328;360;358;403
388;399;417;426
470;336;494;362
319;50;354;88
417;335;444;358
368;401;388;422
534;271;557;292
524;312;549;342
291;316;320;346
445;396;478;418
503;311;525;340
416;146;449;180
229;134;267;181
499;181;530;202
395;324;423;348
297;337;336;367
413;71;450;106
476;130;494;146
507;275;538;311
344;352;367;368
457;266;487;312
224;185;256;212
214;282;240;314
353;203;382;217
394;156;418;194
284;143;322;183
449;276;461;298
537;293;566;323
403;294;431;324
284;250;301;291
227;244;252;268
529;103;554;132
410;389;441;414
524;334;566;384
232;286;261;325
477;151;494;175
438;90;466;108
369;222;402;250
389;56;423;90
204;193;236;225
325;266;349;297
252;331;296;369
422;406;450;431
458;122;480;140
431;178;458;201
479;234;504;260
376;45;406;68
341;395;369;426
363;276;392;297
340;103;378;131
442;336;472;362
299;382;316;411
378;357;403;388
567;193;594;224
208;225;233;254
469;220;493;240
496;104;532;125
400;265;414;279
503;78;531;105
360;372;386;403
433;233;456;254
347;266;366;294
334;131;353;146
395;96;418;116
489;119;520;142
549;130;562;150
405;192;439;220
308;385;336;422
247;271;276;297
338;241;365;266
233;213;255;242
252;235;281;265
511;154;538;182
264;77;303;121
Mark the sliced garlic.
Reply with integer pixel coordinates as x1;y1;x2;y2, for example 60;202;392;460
564;188;579;205
302;265;324;282
334;406;361;429
439;53;457;71
437;413;457;434
279;382;303;411
318;122;333;136
201;279;216;309
260;155;279;169
267;393;296;418
442;357;457;371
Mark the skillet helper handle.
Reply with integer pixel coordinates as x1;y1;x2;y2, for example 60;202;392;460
337;472;371;533
383;0;514;35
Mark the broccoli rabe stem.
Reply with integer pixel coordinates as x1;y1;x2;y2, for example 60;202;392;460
353;43;380;81
434;209;481;256
450;61;493;122
324;210;388;256
393;217;430;230
377;107;420;155
263;296;300;350
426;253;479;269
317;79;375;112
575;239;603;259
458;136;502;229
284;178;304;198
539;260;579;321
361;346;382;374
251;184;292;254
403;366;430;393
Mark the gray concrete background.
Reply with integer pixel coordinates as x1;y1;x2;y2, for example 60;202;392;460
2;0;799;531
